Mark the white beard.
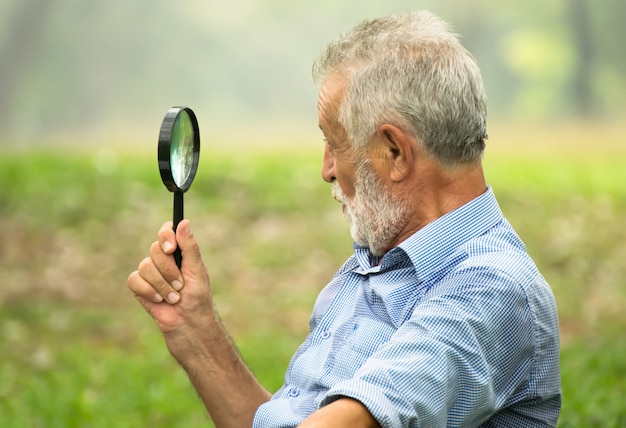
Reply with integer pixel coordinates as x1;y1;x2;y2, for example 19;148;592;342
332;161;409;256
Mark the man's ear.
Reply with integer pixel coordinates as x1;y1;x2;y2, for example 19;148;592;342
377;124;416;182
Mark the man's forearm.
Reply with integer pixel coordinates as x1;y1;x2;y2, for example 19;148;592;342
169;318;272;428
298;397;381;428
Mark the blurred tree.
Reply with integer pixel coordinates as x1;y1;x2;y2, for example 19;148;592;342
0;0;52;132
567;0;595;116
583;0;626;114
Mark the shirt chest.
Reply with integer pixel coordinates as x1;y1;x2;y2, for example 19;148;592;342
286;267;420;391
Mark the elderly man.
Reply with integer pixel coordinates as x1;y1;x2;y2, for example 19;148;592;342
127;10;561;427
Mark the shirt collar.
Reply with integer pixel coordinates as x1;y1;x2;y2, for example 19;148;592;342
350;186;503;278
353;244;382;273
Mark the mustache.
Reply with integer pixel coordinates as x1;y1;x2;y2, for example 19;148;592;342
331;182;348;204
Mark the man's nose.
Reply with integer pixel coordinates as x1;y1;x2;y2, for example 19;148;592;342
321;144;336;183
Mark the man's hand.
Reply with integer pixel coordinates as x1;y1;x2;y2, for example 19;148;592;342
127;220;271;427
127;220;214;356
298;398;381;428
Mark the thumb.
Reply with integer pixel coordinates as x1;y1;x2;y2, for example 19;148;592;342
176;219;204;272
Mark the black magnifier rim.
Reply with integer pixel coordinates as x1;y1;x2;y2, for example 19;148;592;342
158;106;200;193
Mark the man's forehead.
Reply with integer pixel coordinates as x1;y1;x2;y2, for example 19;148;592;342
318;74;346;120
320;72;346;97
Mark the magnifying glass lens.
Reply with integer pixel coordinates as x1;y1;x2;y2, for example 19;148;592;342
170;110;195;188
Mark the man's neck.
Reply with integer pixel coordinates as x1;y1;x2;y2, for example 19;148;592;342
384;163;487;253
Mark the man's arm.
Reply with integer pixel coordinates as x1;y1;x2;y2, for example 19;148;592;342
298;398;381;428
127;220;271;427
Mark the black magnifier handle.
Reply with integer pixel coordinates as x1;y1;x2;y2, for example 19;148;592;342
173;191;184;268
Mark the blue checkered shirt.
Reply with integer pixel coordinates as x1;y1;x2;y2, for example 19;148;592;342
253;187;561;427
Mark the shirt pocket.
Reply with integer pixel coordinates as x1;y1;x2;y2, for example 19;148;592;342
330;317;396;379
348;316;395;355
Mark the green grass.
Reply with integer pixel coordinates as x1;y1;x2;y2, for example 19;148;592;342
1;301;209;427
1;144;624;426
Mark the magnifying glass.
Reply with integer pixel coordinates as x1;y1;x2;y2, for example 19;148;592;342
158;106;200;268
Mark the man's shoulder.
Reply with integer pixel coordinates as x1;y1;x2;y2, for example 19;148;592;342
421;220;557;323
460;219;539;283
406;218;537;288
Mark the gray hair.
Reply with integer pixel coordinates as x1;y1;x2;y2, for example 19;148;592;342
312;11;488;166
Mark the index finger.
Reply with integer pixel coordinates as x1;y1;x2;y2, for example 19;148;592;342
158;221;177;254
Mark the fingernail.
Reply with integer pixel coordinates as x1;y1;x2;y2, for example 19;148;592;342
171;280;183;291
168;292;180;304
185;223;193;237
162;241;173;252
154;294;164;303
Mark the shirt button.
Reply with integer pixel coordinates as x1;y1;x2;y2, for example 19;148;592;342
288;387;300;397
321;330;332;340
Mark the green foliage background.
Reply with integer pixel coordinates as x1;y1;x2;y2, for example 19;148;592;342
1;1;624;426
1;128;625;426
